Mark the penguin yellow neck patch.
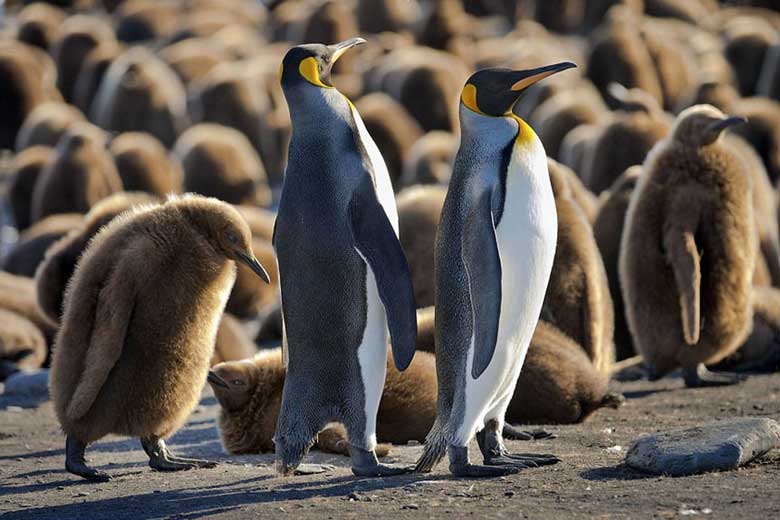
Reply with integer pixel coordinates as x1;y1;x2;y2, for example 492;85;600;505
510;114;537;147
298;57;332;88
461;84;485;115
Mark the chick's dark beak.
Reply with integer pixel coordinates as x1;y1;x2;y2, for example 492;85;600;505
207;370;229;389
236;250;271;284
708;115;747;134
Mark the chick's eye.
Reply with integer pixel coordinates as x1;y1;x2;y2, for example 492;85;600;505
226;231;239;244
231;379;245;386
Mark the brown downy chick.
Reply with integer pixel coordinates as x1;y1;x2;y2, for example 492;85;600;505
159;38;231;87
51;16;116;104
530;90;608;161
356;0;418;34
174;124;271;207
50;194;270;482
582;83;671;194
544;159;616;375
234;205;276;242
620;105;755;387
354;93;423;190
209;347;436;454
73;43;124;117
15;102;85;152
0;272;57;344
2;214;83;278
0;308;48;381
15;2;66;51
35;192;160;324
30;123;123;222
109;132;183;197
8;146;53;232
729;97;780;183
91;47;187;148
592;166;642;361
415;306;436;354
505;321;625;425
398;131;457;188
211;313;258;367
723;18;778;97
396;185;447;308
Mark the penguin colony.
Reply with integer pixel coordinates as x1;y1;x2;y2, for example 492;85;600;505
0;0;778;484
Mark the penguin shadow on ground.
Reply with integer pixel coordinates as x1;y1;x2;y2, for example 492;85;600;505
0;470;438;520
579;463;656;482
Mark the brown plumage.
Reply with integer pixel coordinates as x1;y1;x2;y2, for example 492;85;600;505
640;19;698;112
0;40;60;150
91;47;187;147
620;105;755;386
15;2;66;51
0;272;57;343
398;130;456;188
234;205;276;242
592;166;642;361
0;308;48;380
174;124;271;207
396;185;447;309
354;93;423;189
35;192;160;324
115;0;179;43
15;102;85;152
757;44;780;101
729;97;780;183
159;38;230;87
211;313;258;367
110;132;183;196
356;0;417;34
415;305;436;354
209;347;437;455
723;18;778;97
2;214;83;278
225;237;279;319
581;84;671;194
72;42;123;117
544;159;615;374
255;302;283;347
50;194;270;481
8;146;53;232
51;15;115;104
674;80;739;114
30;123;123;222
505;321;624;425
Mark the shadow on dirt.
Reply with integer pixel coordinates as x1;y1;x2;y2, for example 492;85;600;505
579;463;654;481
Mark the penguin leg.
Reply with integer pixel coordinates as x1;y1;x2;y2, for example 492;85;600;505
65;436;111;482
349;445;412;477
502;424;556;441
683;364;746;388
141;437;217;471
478;419;560;468
448;444;520;478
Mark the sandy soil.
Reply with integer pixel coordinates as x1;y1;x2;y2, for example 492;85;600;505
1;372;779;519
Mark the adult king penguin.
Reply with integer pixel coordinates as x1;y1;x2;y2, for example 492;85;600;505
416;63;576;477
274;38;417;477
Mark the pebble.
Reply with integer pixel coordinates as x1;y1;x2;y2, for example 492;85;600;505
504;491;515;497
625;418;780;476
401;504;420;510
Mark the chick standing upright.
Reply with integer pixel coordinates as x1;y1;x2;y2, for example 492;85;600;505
620;105;754;387
50;194;270;481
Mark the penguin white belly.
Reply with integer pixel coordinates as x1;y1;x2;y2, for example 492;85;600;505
455;139;557;443
349;104;399;231
354;249;389;451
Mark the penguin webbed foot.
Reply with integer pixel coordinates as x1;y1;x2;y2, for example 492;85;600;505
65;436;111;482
683;364;746;388
350;445;412;477
141;437;217;472
479;424;560;468
448;445;518;478
502;424;556;441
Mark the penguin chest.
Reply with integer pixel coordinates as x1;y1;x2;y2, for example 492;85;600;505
495;143;557;355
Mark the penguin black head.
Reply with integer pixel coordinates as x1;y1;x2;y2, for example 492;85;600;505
279;37;366;89
461;62;577;117
672;105;747;147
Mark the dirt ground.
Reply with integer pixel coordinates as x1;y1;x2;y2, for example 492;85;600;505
1;372;779;520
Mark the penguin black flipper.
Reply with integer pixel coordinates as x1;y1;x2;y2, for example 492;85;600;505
348;188;417;371
463;187;503;379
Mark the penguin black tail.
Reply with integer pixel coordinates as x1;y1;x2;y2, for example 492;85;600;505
415;422;447;473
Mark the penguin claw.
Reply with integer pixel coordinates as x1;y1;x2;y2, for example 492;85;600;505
352;463;413;477
167;455;218;468
486;453;560;467
66;461;112;482
502;425;556;441
450;462;520;478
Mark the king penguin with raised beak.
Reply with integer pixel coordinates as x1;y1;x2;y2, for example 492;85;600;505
416;63;576;477
273;38;418;477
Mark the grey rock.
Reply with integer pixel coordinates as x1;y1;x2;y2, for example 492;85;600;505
625;418;780;476
3;370;49;398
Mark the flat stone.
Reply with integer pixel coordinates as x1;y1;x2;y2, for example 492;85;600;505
3;370;49;398
625;418;780;476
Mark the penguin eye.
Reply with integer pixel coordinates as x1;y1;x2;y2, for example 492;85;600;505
226;231;239;245
231;379;245;386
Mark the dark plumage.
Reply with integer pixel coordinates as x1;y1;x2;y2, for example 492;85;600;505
7;146;54;232
72;42;123;117
2;214;83;278
0;308;48;380
620;105;755;386
592;166;642;361
211;313;258;367
544;159;615;374
15;102;85;152
15;2;66;51
30;123;123;222
110;132;183;196
398;131;456;188
0;272;57;345
50;194;270;481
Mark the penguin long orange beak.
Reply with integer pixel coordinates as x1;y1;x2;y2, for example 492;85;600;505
510;62;578;92
328;37;366;63
207;370;229;389
236;250;271;283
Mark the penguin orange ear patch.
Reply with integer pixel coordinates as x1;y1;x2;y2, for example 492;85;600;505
298;57;330;88
461;84;484;115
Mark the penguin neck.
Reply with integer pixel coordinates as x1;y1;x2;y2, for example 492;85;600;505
284;85;351;133
458;106;520;151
